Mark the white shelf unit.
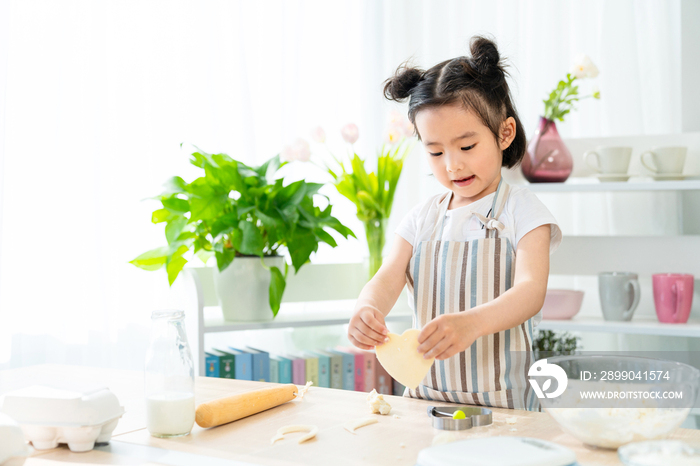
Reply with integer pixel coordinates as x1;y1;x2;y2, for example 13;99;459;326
538;316;700;338
177;137;700;374
521;179;700;193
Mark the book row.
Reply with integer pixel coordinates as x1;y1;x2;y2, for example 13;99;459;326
205;346;406;397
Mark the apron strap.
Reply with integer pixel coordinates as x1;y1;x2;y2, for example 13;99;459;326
486;177;510;238
429;178;511;241
429;191;452;241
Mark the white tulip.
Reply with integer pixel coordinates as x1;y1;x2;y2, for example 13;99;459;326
570;54;599;79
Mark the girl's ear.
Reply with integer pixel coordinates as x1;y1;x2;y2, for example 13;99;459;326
498;117;516;151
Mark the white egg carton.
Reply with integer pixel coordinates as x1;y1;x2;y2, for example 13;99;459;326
0;413;32;466
0;383;125;453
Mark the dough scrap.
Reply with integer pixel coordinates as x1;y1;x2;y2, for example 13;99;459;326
505;416;517;425
375;329;434;389
367;389;392;415
294;381;313;399
270;425;319;444
432;432;458;446
343;417;379;434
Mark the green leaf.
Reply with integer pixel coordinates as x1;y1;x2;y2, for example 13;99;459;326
188;178;228;221
130;246;170;271
161;176;187;196
286;229;318;272
151;208;176;224
165;216;187;244
268;266;286;317
162;197;190;214
238;221;264;256
315;228;337;247
210;210;239;239
195;248;214;265
166;245;189;286
215;248;235;272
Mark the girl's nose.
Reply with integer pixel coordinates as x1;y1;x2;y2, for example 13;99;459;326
445;153;464;173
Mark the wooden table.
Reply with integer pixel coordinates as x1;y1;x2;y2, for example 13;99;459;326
2;365;699;466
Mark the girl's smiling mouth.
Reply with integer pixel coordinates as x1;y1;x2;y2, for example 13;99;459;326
453;175;476;187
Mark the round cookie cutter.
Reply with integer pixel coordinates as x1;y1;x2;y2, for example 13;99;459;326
427;406;492;431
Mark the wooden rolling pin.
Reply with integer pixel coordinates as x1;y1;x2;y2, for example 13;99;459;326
195;384;299;428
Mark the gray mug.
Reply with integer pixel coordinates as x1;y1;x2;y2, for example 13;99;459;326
598;272;641;321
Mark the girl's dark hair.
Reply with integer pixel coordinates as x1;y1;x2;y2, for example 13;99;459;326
383;36;526;168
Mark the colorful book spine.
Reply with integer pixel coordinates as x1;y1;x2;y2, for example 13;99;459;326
245;346;270;382
308;351;330;388
303;353;319;387
363;350;378;393
336;347;365;392
211;349;235;379
277;356;293;384
269;357;280;384
286;354;306;385
328;349;355;391
205;352;220;377
317;350;342;389
227;347;253;380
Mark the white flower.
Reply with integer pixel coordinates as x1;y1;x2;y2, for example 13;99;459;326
570;54;599;79
309;126;326;143
340;123;359;144
592;85;601;99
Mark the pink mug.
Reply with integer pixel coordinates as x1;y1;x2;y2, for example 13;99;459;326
652;274;694;323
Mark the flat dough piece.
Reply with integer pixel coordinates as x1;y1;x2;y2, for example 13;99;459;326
375;329;434;389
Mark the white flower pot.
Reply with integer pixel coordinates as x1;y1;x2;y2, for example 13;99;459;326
213;256;285;322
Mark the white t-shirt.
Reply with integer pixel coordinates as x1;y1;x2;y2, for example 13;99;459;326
395;185;562;326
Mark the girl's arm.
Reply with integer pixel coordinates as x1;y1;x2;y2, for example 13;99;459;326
417;224;551;360
348;234;413;350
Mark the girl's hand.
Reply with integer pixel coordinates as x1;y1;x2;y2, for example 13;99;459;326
348;305;390;350
417;313;481;360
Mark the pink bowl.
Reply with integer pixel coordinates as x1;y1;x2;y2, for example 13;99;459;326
541;289;584;320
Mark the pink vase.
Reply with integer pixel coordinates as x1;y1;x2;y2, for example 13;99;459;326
521;117;573;183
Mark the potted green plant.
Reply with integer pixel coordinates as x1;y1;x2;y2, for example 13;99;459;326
130;148;355;321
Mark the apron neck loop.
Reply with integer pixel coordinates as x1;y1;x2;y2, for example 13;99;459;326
429;178;511;241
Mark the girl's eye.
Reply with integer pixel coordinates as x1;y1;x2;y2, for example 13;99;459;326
461;145;475;151
429;152;443;157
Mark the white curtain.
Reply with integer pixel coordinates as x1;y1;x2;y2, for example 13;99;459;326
0;0;683;370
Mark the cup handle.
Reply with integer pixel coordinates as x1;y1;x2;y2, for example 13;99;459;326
640;151;658;173
673;281;685;323
622;279;641;320
584;150;601;173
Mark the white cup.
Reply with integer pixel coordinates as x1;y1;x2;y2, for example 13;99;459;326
640;146;687;174
584;146;632;174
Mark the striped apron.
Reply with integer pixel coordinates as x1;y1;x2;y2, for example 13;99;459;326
405;179;536;410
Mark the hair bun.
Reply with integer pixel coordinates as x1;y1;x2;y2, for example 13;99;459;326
383;64;423;101
470;36;502;76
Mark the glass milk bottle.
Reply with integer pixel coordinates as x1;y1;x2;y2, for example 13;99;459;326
145;310;195;438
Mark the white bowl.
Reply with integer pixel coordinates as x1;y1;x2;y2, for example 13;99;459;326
540;355;700;449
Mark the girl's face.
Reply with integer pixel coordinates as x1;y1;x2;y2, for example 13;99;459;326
415;103;515;209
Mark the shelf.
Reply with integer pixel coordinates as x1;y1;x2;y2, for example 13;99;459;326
538;316;700;338
202;306;413;332
520;178;700;193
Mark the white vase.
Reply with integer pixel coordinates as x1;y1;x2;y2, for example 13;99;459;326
213;256;285;322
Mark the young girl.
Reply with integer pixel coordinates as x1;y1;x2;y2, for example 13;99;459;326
348;36;562;410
